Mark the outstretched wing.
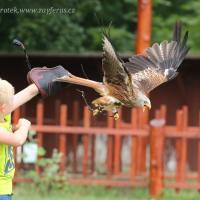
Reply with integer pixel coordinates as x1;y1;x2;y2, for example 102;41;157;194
123;21;189;94
102;36;132;89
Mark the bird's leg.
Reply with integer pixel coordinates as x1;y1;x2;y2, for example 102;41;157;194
113;112;119;120
76;89;93;112
93;109;99;116
76;89;104;117
108;108;119;120
93;105;104;116
108;111;119;120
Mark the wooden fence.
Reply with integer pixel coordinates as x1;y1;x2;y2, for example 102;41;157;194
12;101;200;198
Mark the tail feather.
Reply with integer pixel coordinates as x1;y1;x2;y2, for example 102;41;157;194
172;22;190;69
173;21;181;44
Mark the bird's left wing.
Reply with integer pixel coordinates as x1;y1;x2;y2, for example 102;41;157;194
123;22;189;94
102;36;132;89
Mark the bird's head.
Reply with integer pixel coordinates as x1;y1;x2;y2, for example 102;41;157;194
135;93;151;111
143;98;151;111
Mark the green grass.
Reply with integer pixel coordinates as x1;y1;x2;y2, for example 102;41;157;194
13;184;200;200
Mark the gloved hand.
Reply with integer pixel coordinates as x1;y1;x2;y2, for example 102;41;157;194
27;65;69;97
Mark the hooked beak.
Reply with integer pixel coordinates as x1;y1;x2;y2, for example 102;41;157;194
143;103;151;112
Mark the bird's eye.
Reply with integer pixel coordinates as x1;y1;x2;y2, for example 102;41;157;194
114;102;121;106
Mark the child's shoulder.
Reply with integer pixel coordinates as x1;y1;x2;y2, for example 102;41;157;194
4;114;11;122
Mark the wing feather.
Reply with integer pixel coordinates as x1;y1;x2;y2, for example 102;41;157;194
102;35;132;88
123;21;189;94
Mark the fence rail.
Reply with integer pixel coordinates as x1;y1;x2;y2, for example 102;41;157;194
13;101;200;198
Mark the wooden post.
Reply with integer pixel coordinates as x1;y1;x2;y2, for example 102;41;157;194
130;108;138;178
20;105;26;118
114;109;122;175
181;106;188;182
107;112;114;177
138;108;146;174
13;108;21;175
59;105;67;174
136;0;152;54
91;133;96;174
175;110;183;186
136;0;152;175
160;105;167;119
12;108;20;124
175;107;188;192
55;100;61;124
178;106;188;189
82;106;90;177
198;112;200;186
55;100;61;150
36;101;44;174
155;110;160;119
149;117;165;198
72;101;79;173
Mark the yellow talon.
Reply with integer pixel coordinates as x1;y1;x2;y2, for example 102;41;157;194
93;109;99;116
113;113;119;120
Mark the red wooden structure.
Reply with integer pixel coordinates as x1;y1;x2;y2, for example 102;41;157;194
135;0;152;175
5;1;200;199
12;101;200;199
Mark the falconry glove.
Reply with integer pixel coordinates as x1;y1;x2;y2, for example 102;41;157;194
27;65;69;97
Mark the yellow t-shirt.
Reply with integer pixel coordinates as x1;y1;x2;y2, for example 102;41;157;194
0;115;15;195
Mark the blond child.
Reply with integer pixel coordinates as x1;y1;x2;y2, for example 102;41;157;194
0;66;68;200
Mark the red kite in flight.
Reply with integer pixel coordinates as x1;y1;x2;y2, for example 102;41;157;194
55;22;189;120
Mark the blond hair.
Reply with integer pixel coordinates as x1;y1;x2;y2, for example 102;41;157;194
0;78;15;104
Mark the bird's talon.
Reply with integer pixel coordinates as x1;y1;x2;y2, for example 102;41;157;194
113;113;119;120
93;109;99;116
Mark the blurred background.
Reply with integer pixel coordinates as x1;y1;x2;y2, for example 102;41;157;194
0;0;200;53
1;0;200;200
1;0;200;124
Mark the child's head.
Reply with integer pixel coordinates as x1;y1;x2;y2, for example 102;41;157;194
0;78;15;117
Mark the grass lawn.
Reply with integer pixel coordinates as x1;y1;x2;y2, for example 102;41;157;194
13;183;200;200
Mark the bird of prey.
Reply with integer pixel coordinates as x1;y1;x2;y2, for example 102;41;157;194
55;22;189;120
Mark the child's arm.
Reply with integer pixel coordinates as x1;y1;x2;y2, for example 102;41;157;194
0;118;30;147
12;84;39;112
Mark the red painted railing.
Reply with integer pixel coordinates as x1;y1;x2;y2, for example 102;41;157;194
13;102;200;198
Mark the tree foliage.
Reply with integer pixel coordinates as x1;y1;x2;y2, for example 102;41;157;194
0;0;199;53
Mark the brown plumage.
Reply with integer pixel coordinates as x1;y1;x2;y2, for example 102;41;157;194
55;22;189;120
